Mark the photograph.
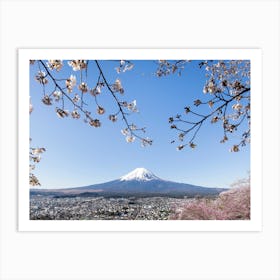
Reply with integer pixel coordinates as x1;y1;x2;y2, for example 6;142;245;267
24;50;256;226
1;1;277;279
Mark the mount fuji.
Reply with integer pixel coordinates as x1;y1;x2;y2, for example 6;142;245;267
31;168;227;198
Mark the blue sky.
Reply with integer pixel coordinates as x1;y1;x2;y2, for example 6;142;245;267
30;60;250;189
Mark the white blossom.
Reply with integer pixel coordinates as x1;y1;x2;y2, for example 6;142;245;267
68;60;87;71
129;124;137;130
71;110;80;119
97;106;105;115
189;142;196;149
211;116;219;123
69;75;76;86
176;145;184;151
47;60;63;71
232;103;243;111
56;108;69;118
29;97;33;114
65;75;76;93
109;115;117;122
78;82;88;93
230;145;239;152
208;81;215;93
121;128;129;135
29;165;35;172
35;71;48;84
127;100;138;112
53;90;62;101
89;119;101;127
90;85;101;96
126;135;135;143
112;79;124;93
29;174;40;186
73;94;80;103
31;148;46;155
42;95;52;105
123;64;134;72
141;137;152;147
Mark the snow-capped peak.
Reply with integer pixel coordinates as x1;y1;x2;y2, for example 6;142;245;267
120;168;160;181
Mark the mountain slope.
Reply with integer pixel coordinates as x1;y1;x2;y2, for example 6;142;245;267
30;168;227;197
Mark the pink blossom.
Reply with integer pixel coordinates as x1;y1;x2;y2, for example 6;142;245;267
170;184;250;220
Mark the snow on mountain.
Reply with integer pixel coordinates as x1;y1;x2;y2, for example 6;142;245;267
120;167;161;182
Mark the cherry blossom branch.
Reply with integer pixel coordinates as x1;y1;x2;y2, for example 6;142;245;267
36;60;152;145
171;87;250;150
166;60;251;151
39;60;91;116
94;60;152;145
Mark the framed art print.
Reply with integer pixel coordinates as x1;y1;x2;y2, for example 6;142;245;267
18;49;262;231
2;0;280;280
